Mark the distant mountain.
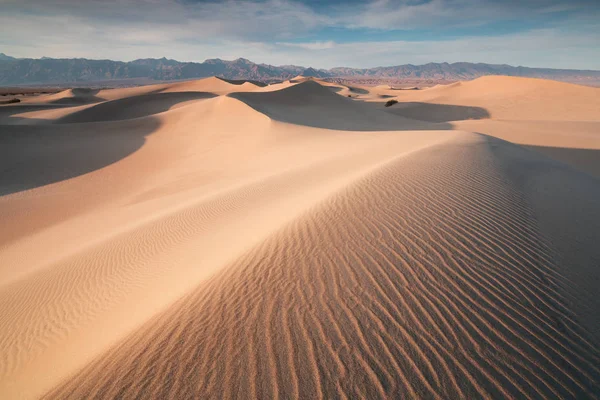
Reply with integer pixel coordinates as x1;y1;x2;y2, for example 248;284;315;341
0;53;598;85
328;62;600;82
301;67;329;78
0;53;16;61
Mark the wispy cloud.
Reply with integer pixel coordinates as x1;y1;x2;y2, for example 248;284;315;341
334;0;599;30
1;0;598;69
265;28;600;69
277;41;337;50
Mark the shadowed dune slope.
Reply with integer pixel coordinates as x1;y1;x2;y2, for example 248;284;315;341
16;88;105;106
217;77;267;87
453;119;600;178
56;91;217;123
0;117;159;196
47;88;104;105
45;134;600;399
385;102;490;122
230;80;450;131
0;104;69;124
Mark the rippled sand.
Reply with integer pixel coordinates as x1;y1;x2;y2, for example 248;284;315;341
1;76;599;399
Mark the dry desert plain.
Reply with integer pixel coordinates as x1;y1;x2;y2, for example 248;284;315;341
0;75;600;399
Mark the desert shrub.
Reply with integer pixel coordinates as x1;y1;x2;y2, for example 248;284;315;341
0;98;20;104
384;99;398;107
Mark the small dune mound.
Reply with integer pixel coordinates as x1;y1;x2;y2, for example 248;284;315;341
234;80;342;105
29;88;104;105
162;77;260;95
57;91;217;123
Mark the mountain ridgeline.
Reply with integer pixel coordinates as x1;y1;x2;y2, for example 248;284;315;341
0;53;599;85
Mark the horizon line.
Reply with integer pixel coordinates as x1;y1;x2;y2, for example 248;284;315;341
2;52;600;73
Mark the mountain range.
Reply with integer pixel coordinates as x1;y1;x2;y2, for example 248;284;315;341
1;52;599;86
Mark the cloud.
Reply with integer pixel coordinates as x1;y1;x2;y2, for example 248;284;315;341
335;0;600;30
267;28;600;69
1;0;328;42
341;0;465;30
0;0;598;69
277;41;336;50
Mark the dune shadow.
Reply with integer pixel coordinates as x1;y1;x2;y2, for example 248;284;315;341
348;86;369;94
390;87;420;90
0;104;70;123
229;82;456;131
0;117;161;197
326;86;369;95
0;91;221;196
57;92;217;123
522;145;600;180
385;102;490;122
49;88;105;105
218;77;267;87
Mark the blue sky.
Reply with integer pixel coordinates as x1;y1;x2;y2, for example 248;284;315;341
1;0;599;69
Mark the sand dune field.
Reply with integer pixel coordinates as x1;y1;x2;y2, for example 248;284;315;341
1;76;599;399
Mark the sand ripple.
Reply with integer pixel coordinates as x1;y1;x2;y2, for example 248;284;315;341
44;135;600;399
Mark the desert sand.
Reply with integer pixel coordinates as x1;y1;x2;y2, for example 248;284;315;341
0;75;599;399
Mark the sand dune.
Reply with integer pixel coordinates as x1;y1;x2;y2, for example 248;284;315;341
56;92;217;123
453;119;600;177
1;75;599;399
1;77;263;125
160;76;261;95
352;76;600;177
388;76;600;121
33;88;104;105
230;80;441;130
44;134;600;400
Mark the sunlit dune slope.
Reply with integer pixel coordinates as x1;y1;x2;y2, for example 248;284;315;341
388;76;600;121
45;134;600;400
359;76;600;177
